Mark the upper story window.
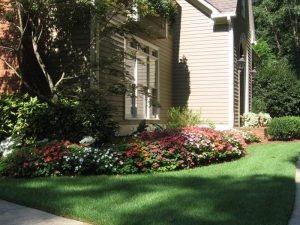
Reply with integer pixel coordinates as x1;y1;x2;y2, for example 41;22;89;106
125;38;159;120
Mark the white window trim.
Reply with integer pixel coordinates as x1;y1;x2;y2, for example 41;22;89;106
124;36;160;121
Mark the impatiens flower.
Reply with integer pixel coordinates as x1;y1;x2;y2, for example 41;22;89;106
44;156;52;163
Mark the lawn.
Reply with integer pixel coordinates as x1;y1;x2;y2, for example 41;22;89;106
0;142;299;225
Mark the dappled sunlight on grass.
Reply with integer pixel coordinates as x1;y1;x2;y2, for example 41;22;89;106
0;142;300;225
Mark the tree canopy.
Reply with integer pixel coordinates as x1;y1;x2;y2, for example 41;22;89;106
0;0;177;102
253;0;300;75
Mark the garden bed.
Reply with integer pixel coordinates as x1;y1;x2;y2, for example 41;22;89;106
0;127;251;177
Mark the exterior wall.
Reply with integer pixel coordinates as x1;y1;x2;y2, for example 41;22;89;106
118;36;173;135
0;1;20;94
233;0;253;127
93;16;173;135
173;0;230;126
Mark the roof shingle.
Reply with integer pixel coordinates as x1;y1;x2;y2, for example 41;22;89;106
205;0;238;13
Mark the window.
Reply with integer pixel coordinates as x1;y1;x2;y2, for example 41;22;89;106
125;38;159;120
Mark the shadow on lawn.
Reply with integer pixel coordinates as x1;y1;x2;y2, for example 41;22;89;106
0;171;296;225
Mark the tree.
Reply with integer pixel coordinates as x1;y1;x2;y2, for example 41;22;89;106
252;59;300;117
0;0;176;102
253;0;300;75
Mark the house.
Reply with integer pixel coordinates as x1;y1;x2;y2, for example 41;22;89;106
0;0;255;134
99;0;255;134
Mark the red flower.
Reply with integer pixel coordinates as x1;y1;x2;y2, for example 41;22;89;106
44;156;52;163
22;162;29;168
34;161;39;167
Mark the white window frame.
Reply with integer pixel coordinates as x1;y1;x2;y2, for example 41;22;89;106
124;36;160;120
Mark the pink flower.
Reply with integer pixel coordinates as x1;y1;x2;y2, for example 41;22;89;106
23;162;29;168
34;161;39;167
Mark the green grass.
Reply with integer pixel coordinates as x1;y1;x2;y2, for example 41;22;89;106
0;143;300;225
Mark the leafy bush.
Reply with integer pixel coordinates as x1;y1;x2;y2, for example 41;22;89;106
242;112;271;128
0;92;118;144
75;90;118;143
0;94;47;141
267;116;300;141
253;60;300;117
167;107;201;129
26;103;81;142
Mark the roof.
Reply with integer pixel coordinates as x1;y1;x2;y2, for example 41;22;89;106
205;0;238;13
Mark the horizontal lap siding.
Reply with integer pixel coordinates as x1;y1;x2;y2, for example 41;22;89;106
119;35;173;126
247;30;252;111
97;16;172;127
173;0;230;124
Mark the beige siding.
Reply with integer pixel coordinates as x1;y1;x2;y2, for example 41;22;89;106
233;0;253;127
119;36;173;127
247;29;253;111
94;16;173;133
173;0;230;125
233;47;239;126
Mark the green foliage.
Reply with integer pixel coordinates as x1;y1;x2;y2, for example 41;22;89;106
267;116;300;141
0;93;118;143
253;0;300;75
0;0;177;101
252;39;277;64
252;60;300;117
26;103;81;142
27;91;118;143
0;94;47;141
166;107;201;129
75;90;119;143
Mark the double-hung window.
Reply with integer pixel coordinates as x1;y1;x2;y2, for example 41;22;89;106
125;38;159;120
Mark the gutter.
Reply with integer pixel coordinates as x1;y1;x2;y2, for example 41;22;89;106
211;12;236;24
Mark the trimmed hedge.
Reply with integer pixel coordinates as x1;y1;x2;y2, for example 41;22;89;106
267;116;300;141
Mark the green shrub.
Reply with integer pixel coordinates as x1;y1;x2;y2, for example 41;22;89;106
167;107;201;129
0;92;118;144
26;103;81;142
75;90;118;143
27;90;118;143
253;60;300;117
0;94;47;141
267;116;300;141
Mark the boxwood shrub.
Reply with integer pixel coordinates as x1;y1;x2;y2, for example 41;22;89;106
267;116;300;141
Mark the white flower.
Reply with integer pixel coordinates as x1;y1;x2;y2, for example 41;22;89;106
79;136;96;146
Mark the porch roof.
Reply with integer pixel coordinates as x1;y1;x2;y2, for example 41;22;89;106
205;0;238;13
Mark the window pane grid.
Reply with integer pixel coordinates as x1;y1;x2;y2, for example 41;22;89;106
125;39;159;120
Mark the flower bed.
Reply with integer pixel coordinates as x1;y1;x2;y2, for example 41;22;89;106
0;127;249;177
